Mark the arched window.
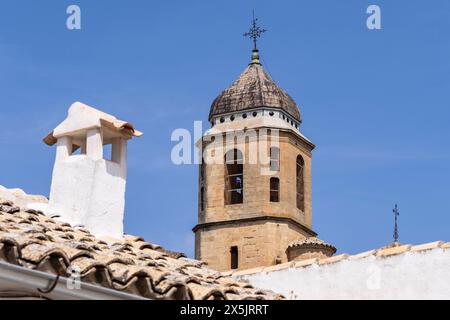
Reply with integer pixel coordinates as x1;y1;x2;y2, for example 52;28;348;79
199;159;207;212
270;177;280;202
230;246;239;269
270;147;280;171
200;187;206;211
225;149;244;205
200;161;206;182
296;155;305;211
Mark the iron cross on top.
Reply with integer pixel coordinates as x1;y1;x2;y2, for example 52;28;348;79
244;11;267;50
393;204;400;243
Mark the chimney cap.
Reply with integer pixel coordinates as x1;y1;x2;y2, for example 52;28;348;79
43;101;143;146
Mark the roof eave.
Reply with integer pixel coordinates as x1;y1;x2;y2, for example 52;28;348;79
0;261;148;300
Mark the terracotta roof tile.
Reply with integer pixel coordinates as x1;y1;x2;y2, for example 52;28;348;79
0;198;282;300
376;244;412;257
221;270;234;277
441;242;450;249
410;241;444;252
263;262;295;273
43;102;143;146
347;250;377;260
292;258;318;268
231;266;265;277
318;254;349;265
215;277;241;287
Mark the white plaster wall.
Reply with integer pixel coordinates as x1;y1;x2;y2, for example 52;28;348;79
242;249;450;300
86;160;126;237
48;155;126;238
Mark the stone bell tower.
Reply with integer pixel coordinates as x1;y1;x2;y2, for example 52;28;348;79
193;17;331;271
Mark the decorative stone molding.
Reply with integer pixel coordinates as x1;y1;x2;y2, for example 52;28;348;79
286;237;337;262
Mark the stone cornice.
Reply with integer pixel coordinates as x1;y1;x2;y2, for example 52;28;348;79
193;216;317;237
201;126;315;151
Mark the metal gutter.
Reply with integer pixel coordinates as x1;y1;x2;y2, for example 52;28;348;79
0;261;148;300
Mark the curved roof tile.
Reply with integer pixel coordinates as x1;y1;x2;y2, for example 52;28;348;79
0;199;282;300
209;62;301;122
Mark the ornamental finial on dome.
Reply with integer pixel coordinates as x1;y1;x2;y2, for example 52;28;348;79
243;11;266;64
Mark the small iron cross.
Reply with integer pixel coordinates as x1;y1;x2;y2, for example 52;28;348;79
243;11;267;50
393;204;400;243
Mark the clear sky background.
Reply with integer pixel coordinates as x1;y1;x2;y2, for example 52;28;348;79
0;0;449;257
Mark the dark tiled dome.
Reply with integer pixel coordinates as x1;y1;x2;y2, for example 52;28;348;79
209;58;301;122
288;237;337;252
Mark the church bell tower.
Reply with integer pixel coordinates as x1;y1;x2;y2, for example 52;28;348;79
193;16;334;271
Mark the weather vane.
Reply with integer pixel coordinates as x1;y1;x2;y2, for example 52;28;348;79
393;204;400;243
243;11;267;51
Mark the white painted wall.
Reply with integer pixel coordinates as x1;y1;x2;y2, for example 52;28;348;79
47;103;133;239
242;249;450;300
48;154;126;238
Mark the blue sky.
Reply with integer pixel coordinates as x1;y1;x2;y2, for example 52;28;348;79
0;0;449;257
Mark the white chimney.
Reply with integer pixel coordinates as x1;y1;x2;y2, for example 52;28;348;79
44;102;142;239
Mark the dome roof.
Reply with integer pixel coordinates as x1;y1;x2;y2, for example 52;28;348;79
288;237;337;253
209;53;301;122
